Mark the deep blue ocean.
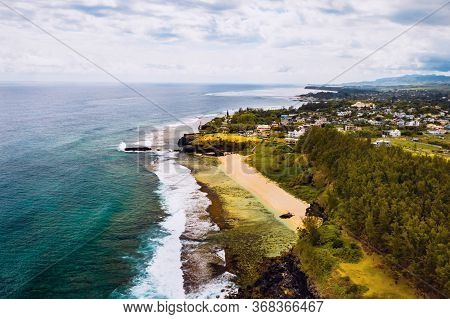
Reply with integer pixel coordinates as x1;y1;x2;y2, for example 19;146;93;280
0;83;300;298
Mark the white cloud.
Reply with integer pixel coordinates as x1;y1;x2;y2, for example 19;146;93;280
0;0;449;83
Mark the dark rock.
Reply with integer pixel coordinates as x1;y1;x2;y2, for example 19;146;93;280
182;145;196;153
124;146;152;152
178;134;197;147
280;212;294;219
305;202;328;221
181;144;224;156
202;147;224;156
234;253;319;299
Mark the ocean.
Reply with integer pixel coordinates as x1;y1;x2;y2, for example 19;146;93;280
0;83;306;298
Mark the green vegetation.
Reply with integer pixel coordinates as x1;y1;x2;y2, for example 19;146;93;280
389;137;446;158
339;243;419;298
189;133;261;154
248;143;320;203
424;135;450;149
199;117;225;133
241;127;447;297
295;216;418;298
225;108;301;133
231;108;289;125
299;127;450;297
293;217;369;298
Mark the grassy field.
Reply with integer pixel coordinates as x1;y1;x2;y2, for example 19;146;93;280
420;133;450;149
338;251;418;298
337;234;419;298
191;133;261;144
247;143;321;203
294;225;420;298
388;136;449;159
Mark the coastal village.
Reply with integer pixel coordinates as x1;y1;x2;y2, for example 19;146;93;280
262;101;448;146
186;89;450;158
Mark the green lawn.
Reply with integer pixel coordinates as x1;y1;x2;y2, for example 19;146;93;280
388;137;449;159
247;143;320;203
338;239;419;298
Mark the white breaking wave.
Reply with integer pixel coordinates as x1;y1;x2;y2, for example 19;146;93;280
128;135;234;298
205;86;330;99
117;141;126;152
187;272;238;299
120;115;241;298
130;154;190;298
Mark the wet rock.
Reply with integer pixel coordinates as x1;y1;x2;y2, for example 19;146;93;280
234;253;319;299
124;146;152;152
182;145;196;153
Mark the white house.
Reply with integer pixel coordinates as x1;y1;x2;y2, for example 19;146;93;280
352;101;375;108
428;129;445;136
368;119;383;126
344;124;360;131
405;120;420;127
337;111;351;117
287;128;305;139
394;112;406;118
387;129;401;137
396;119;405;127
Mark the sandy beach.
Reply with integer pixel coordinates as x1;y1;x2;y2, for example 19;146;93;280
218;154;309;231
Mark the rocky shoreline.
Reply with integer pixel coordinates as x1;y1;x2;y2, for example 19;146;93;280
233;252;319;299
178;133;225;156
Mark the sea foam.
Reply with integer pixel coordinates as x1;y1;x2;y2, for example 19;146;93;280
127;123;234;299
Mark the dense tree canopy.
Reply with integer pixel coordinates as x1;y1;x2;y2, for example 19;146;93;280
299;128;450;296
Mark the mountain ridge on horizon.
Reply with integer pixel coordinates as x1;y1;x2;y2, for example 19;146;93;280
306;74;450;88
342;74;450;87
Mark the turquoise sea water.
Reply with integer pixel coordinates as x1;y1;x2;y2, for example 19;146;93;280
0;83;295;298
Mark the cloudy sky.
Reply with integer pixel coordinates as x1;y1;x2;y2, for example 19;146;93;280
0;0;449;84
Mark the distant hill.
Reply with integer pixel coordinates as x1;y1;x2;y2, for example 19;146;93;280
343;74;450;87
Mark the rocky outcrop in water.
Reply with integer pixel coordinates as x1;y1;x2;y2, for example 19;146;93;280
124;146;152;152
